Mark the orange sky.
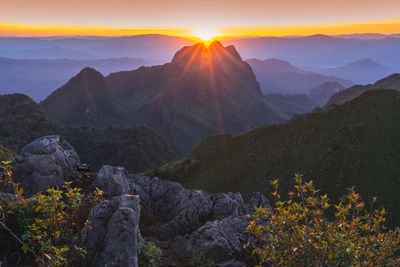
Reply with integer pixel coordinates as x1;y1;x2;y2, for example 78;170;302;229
1;0;400;37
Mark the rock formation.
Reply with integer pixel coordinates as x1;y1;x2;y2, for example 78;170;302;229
12;135;80;195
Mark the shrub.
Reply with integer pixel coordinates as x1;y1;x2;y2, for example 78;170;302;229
0;161;103;266
139;240;163;267
245;174;400;266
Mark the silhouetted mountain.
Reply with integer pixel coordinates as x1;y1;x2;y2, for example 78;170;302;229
151;89;400;225
319;58;394;84
0;57;147;101
0;93;175;172
41;42;287;155
308;81;345;106
326;73;400;107
247;58;352;94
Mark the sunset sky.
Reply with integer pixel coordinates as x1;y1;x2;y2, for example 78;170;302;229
1;0;400;38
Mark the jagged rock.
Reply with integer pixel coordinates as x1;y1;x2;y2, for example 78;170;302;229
189;216;254;263
91;165;129;196
128;175;258;240
82;194;142;267
12;135;80;195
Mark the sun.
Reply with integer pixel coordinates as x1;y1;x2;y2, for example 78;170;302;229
194;28;218;42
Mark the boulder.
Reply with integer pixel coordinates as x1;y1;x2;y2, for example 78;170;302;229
13;135;80;195
189;216;254;263
82;194;142;267
91;165;129;196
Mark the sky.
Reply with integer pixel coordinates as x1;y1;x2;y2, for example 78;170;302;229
1;0;400;38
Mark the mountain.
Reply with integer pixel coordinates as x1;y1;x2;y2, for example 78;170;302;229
308;81;345;106
265;93;317;117
41;42;288;155
246;58;352;94
224;35;400;69
0;57;147;101
326;73;400;107
150;89;400;225
0;35;194;62
319;58;395;84
0;93;175;172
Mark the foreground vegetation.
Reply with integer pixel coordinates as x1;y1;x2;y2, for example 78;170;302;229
151;89;400;225
247;175;400;266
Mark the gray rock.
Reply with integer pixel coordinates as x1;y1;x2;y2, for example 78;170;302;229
91;166;129;196
189;216;254;263
82;194;142;267
128;175;254;240
13;135;80;195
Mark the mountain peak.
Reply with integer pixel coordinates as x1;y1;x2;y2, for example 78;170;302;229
77;67;104;79
170;42;244;68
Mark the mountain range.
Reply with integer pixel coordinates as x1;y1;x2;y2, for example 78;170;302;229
317;58;395;84
150;84;400;224
40;41;288;155
326;73;400;107
247;58;352;94
0;57;147;101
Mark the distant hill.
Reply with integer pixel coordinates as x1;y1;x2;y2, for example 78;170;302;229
308;81;345;106
225;35;400;69
325;73;400;107
0;35;193;61
247;58;352;94
41;42;288;155
319;58;395;84
0;57;147;101
150;89;400;224
265;93;317;117
0;93;175;172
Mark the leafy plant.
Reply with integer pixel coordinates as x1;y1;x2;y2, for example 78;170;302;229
139;240;163;267
0;161;103;266
245;174;400;266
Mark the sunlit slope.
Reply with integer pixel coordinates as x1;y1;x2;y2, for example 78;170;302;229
151;89;400;223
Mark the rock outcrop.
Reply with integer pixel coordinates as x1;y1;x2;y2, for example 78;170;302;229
90;165;130;197
12;135;80;195
127;174;264;240
189;217;254;264
82;194;142;267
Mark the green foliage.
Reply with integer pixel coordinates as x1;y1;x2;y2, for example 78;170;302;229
246;174;400;266
138;241;163;267
0;161;103;266
151;89;400;225
0;93;175;173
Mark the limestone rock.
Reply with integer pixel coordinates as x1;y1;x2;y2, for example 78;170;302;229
13;135;80;195
82;194;142;267
91;165;129;197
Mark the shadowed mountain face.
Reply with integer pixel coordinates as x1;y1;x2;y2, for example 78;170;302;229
41;42;287;155
247;58;352;94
